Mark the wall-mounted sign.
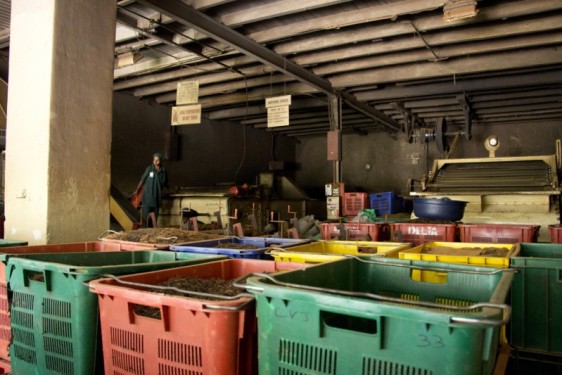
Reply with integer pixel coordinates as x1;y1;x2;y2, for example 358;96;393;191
176;80;199;105
171;104;201;125
266;95;291;128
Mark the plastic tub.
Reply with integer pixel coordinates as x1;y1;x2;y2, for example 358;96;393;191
245;257;513;375
413;198;467;221
510;243;562;354
7;251;225;375
170;237;310;259
89;258;311;375
269;240;412;264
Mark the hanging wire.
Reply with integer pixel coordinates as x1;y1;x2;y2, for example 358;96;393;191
234;76;250;184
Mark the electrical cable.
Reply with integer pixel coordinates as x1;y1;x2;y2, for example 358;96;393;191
234;75;250;184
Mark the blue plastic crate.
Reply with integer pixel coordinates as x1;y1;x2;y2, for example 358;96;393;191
171;237;310;259
369;192;404;215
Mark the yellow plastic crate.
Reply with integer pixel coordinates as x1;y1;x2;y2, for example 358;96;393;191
399;241;520;283
270;240;412;264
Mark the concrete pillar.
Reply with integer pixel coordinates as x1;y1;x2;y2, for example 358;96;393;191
5;0;116;244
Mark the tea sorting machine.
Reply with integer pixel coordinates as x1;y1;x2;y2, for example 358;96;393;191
410;138;561;241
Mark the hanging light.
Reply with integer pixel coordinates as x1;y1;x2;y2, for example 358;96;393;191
115;51;144;68
443;0;479;22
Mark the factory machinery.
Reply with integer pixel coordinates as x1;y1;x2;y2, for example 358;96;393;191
157;173;324;236
410;138;561;241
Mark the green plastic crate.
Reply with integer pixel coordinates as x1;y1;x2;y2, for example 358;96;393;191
247;257;513;375
0;239;28;247
510;243;562;354
7;251;225;375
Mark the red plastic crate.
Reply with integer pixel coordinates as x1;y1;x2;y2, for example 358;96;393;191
0;241;137;361
0;358;9;374
391;222;457;245
89;259;310;375
321;222;390;241
459;224;540;243
342;192;369;216
549;224;562;243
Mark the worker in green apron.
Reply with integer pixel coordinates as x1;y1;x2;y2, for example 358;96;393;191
136;152;167;227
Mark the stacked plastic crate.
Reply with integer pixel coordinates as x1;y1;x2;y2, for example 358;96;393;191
6;250;224;375
509;243;562;373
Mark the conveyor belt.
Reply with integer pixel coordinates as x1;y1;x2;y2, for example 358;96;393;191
427;160;553;192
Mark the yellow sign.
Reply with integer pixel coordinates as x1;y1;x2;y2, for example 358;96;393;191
171;104;201;125
176;80;199;105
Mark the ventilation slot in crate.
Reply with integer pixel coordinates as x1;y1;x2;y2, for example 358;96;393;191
278;339;337;374
112;349;145;375
46;354;74;375
12;292;34;310
158;363;203;375
362;356;433;375
11;310;33;329
44;336;73;357
43;317;72;338
158;339;202;367
111;327;144;353
12;327;35;347
43;297;72;318
13;344;37;364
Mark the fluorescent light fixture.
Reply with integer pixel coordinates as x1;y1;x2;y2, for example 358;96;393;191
116;51;143;68
443;0;479;22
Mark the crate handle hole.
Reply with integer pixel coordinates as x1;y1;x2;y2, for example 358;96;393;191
322;311;378;335
132;304;162;320
25;270;45;283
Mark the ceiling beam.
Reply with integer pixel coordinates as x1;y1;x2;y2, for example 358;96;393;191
134;64;276;96
248;0;447;44
114;55;256;90
315;32;562;76
137;0;400;131
355;69;562;103
296;14;562;67
273;0;562;55
217;0;350;27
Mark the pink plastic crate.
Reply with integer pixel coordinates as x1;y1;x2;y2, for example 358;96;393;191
459;224;540;243
549;224;562;243
392;222;457;245
321;222;390;241
0;358;9;374
90;259;310;375
342;193;369;217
